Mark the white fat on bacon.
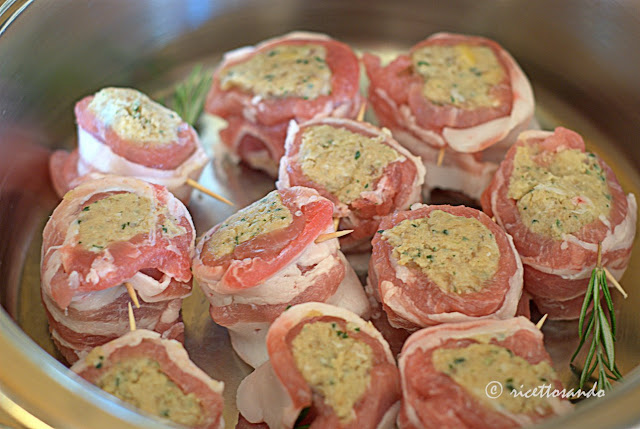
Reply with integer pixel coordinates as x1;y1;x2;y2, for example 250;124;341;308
237;303;397;429
76;127;209;202
198;222;339;301
392;129;497;201
223;253;370;367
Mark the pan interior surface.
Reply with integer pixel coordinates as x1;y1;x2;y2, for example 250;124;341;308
1;1;640;428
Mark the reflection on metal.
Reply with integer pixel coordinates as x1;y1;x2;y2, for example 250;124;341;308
0;0;33;37
0;389;53;429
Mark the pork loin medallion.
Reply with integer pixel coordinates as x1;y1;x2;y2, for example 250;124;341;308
50;87;209;204
398;317;572;429
363;32;535;201
205;31;363;176
277;117;425;253
236;303;401;429
481;127;637;319
41;176;194;363
192;186;370;368
71;329;224;429
368;203;523;333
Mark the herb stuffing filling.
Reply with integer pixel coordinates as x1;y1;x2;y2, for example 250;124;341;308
508;144;612;240
299;124;404;204
95;357;203;427
291;321;373;422
75;193;184;252
220;44;332;100
411;44;505;109
204;190;292;259
433;343;557;414
88;87;181;144
382;210;499;294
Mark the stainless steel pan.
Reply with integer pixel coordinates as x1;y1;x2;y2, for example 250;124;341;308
1;1;640;428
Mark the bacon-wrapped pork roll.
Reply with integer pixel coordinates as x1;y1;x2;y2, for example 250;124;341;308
277;117;425;253
481;127;637;319
398;317;571;429
363;32;534;200
237;303;401;429
368;204;523;331
41;176;194;363
193;187;370;368
50;87;209;203
71;329;224;429
205;32;363;176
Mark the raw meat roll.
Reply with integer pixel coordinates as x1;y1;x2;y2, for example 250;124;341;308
41;176;194;363
363;32;534;200
398;317;571;429
237;302;401;429
71;329;224;429
481;127;637;319
205;31;363;176
192;187;370;368
277;117;425;253
368;204;523;331
50;87;209;203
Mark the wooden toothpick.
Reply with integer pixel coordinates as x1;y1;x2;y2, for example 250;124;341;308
125;282;140;309
356;102;367;122
128;302;136;331
315;230;354;244
536;313;548;330
437;147;445;167
604;268;629;299
333;217;340;231
186;178;234;206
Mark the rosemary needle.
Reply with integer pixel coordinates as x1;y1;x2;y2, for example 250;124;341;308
162;64;212;127
570;243;622;390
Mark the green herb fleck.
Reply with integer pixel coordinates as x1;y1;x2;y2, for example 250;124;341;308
355;150;361;160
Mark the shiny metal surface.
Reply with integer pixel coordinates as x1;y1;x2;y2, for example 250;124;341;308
1;0;640;428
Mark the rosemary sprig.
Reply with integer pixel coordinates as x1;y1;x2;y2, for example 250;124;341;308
162;64;212;127
570;243;623;390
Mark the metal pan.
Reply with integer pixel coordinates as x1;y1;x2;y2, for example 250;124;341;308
1;0;639;428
